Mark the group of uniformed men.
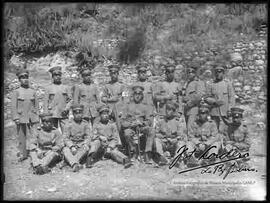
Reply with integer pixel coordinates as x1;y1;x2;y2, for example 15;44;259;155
11;60;250;175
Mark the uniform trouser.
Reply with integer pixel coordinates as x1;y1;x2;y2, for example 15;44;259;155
16;123;37;158
51;118;68;134
184;113;197;138
123;127;155;153
211;116;226;131
154;138;186;158
186;141;221;158
63;145;89;167
30;150;60;167
223;143;249;153
89;140;127;164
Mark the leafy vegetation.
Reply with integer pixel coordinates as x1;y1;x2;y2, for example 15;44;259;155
4;3;267;66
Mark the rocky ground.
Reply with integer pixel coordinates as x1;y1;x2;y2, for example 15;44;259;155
3;121;266;200
3;33;267;200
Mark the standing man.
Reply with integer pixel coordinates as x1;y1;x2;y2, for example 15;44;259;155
121;85;155;164
29;113;63;175
132;62;155;108
153;64;183;115
11;69;39;162
43;66;72;133
62;104;92;172
100;63;126;145
205;63;235;130
182;61;207;135
73;67;100;125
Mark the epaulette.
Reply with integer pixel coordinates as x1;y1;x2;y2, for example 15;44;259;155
174;117;180;121
82;119;88;123
108;120;115;124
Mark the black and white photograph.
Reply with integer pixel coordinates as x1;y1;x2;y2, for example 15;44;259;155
2;3;267;200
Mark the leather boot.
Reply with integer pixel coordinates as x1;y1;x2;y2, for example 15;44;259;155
123;158;133;169
86;154;95;168
72;163;81;172
158;155;168;166
145;152;154;165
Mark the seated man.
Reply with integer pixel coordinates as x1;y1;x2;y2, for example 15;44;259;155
120;85;155;164
153;101;187;166
220;107;250;162
186;100;221;166
86;104;132;169
62;104;92;172
29;113;63;175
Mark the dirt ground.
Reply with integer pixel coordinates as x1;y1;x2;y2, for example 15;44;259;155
3;118;266;200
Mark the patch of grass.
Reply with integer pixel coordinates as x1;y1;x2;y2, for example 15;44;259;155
4;3;267;68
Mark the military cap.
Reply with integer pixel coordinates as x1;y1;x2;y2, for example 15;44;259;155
166;101;179;110
71;104;84;111
16;69;29;78
199;100;211;113
132;85;144;93
108;64;120;73
187;61;200;71
80;68;92;76
231;107;244;117
97;104;110;113
213;65;226;71
49;66;62;74
136;62;148;72
164;65;176;72
39;112;53;120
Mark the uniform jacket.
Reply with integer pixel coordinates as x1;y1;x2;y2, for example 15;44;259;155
73;83;100;119
121;102;154;130
153;81;183;114
155;116;187;141
11;87;39;123
92;121;119;149
220;121;250;150
30;127;63;151
182;78;206;116
101;81;126;117
207;79;235;117
43;83;72;118
63;119;92;148
189;118;220;146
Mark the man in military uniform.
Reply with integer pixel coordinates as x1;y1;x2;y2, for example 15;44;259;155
132;62;155;108
121;85;155;164
205;63;235;130
73;67;100;125
62;104;92;172
29;113;63;175
86;104;132;169
153;65;183;115
153;101;187;166
43;66;72;133
220;107;250;155
186;100;221;166
11;69;39;162
100;63;127;145
182;61;207;136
